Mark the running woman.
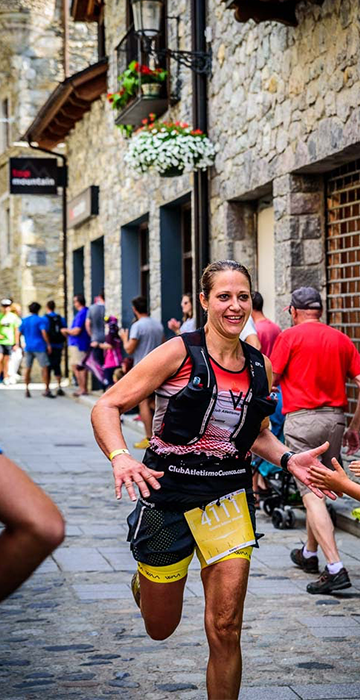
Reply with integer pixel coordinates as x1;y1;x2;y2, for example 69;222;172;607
91;260;334;700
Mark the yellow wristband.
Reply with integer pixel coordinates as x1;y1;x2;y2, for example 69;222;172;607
109;448;130;461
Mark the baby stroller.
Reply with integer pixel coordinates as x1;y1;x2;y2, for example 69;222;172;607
258;468;337;530
252;390;337;530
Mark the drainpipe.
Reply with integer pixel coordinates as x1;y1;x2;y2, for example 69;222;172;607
26;139;69;377
191;0;209;326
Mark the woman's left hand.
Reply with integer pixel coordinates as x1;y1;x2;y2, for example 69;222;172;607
287;441;337;500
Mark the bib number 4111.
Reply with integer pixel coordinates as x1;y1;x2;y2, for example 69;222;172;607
201;496;241;527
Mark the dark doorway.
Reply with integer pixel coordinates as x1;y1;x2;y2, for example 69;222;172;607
160;194;192;338
121;215;149;328
91;236;104;303
73;247;84;298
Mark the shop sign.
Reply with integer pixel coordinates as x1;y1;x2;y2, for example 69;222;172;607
9;157;58;194
67;186;99;228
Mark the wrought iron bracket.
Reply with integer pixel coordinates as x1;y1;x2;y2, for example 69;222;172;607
158;47;212;76
142;36;212;76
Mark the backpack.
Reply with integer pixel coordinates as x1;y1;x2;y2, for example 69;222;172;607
46;313;65;345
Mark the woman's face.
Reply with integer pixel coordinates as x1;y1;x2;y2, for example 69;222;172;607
181;295;192;315
200;270;252;338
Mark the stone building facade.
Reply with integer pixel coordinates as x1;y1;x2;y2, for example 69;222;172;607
0;0;97;312
16;0;360;413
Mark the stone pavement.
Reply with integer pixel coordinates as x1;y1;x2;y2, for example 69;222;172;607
1;387;360;700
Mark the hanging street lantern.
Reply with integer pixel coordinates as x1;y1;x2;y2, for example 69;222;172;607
131;0;164;39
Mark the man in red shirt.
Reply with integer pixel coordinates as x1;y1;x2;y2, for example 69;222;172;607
271;286;360;594
252;291;281;356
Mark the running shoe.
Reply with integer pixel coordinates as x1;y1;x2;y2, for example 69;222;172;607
25;388;31;398
57;388;65;396
133;438;150;450
131;571;141;608
290;547;319;574
306;566;351;594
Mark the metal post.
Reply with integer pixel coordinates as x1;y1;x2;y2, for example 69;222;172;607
191;0;209;326
26;140;69;377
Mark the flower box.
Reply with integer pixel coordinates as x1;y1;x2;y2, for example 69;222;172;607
114;95;168;126
109;61;168;128
124;116;216;177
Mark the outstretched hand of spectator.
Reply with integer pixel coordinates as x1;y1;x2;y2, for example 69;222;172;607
349;460;360;477
287;441;337;500
309;457;346;495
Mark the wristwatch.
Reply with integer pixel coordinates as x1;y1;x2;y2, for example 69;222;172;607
280;451;295;473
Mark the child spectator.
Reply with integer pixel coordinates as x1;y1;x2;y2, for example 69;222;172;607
91;316;123;389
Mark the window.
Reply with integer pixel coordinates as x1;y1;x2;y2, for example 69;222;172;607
4;203;10;256
26;248;47;266
0;199;11;263
326;160;360;420
0;98;10;153
181;202;193;296
139;221;150;303
257;201;275;320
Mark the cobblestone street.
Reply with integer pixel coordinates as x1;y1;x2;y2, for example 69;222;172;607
1;388;360;700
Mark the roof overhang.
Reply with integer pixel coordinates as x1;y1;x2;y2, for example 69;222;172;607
24;58;108;149
223;0;325;26
71;0;104;22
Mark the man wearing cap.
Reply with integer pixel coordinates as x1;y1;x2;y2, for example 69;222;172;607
0;299;21;385
271;287;360;594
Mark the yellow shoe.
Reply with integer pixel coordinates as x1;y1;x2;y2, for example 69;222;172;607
133;437;150;450
131;571;141;608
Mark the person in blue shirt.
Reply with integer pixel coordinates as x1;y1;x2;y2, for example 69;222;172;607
61;293;90;396
45;300;67;397
16;302;53;399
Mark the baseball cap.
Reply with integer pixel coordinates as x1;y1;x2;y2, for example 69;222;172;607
1;298;12;307
287;287;323;310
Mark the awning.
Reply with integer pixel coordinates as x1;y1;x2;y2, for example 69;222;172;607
223;0;324;26
24;59;108;149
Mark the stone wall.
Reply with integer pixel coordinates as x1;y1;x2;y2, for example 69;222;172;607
64;0;360;328
0;0;97;315
66;0;195;323
208;0;360;322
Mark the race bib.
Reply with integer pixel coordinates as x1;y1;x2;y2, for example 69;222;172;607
184;489;256;565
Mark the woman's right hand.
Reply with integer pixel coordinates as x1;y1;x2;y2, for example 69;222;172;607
111;453;164;502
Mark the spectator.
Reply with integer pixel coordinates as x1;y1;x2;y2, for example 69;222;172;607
85;290;105;368
61;294;90;397
240;315;261;350
0;298;21;385
120;296;164;449
16;302;54;399
7;302;23;384
91;315;123;389
45;301;66;397
167;293;196;335
271;286;360;594
0;453;65;602
252;291;281;356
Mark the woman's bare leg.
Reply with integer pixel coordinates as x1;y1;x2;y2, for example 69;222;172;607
138;572;187;640
0;455;65;602
202;557;250;700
